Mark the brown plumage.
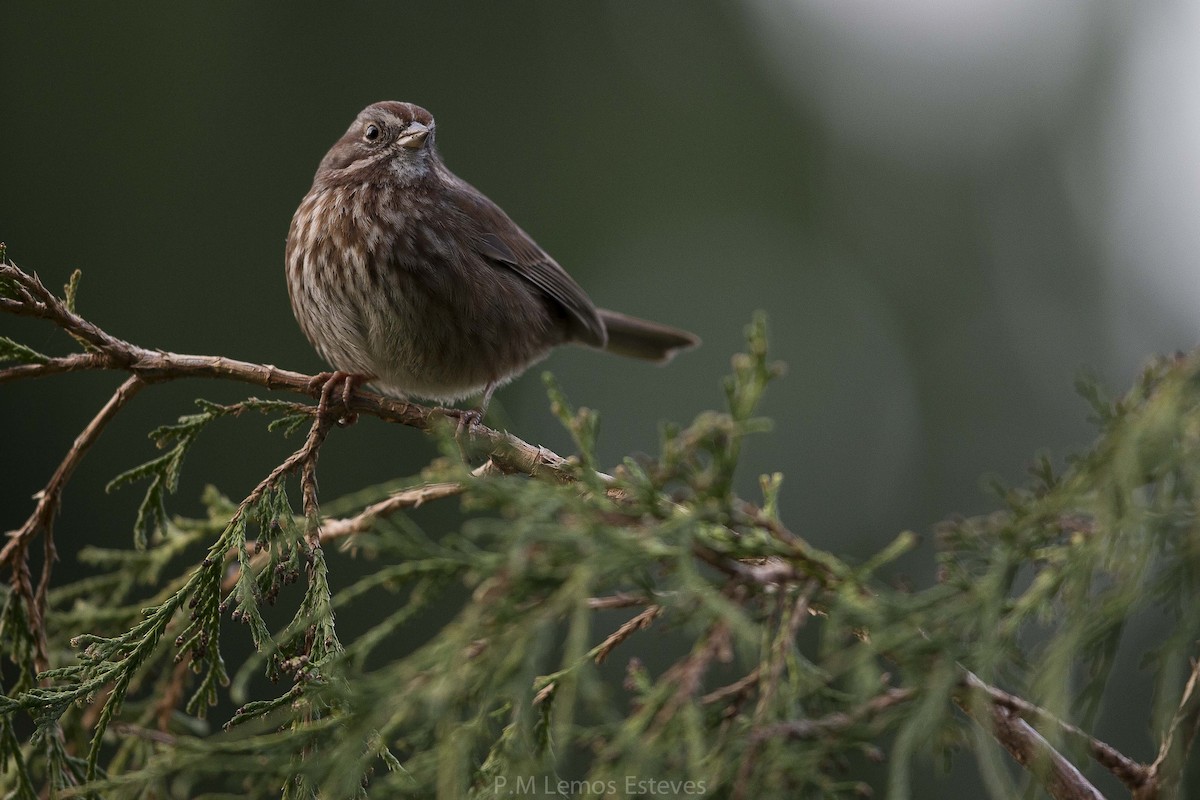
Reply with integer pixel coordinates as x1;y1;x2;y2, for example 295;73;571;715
286;101;698;412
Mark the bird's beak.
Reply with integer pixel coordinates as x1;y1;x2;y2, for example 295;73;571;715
398;122;431;149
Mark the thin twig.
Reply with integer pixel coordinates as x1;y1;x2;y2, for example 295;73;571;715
240;415;331;517
320;481;471;543
752;687;916;742
963;671;1149;794
109;723;179;747
1144;654;1200;796
587;593;654;610
0;268;131;357
971;698;1108;800
533;594;665;702
736;500;805;547
593;605;663;665
3;375;145;672
733;583;817;800
700;668;760;707
155;659;193;732
649;616;735;734
0;352;109;384
220;462;498;593
756;584;817;719
299;414;336;548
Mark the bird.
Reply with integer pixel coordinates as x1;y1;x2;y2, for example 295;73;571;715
285;101;698;423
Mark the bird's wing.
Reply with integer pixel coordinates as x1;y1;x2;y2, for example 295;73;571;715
449;179;607;348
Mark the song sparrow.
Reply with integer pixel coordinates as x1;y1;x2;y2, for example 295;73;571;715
285;101;698;416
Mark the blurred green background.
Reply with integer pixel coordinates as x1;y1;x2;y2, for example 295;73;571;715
4;2;1199;794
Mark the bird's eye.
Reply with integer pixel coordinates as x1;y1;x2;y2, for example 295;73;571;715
363;124;381;142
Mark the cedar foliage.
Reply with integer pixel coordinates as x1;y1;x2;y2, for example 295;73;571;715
2;249;1199;798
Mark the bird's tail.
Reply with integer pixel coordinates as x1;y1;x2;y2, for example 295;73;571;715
596;308;700;363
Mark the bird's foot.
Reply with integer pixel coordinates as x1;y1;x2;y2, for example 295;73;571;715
445;382;495;438
451;406;485;437
433;405;488;465
310;371;367;427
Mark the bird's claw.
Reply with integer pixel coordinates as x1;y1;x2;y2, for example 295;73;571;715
311;371;366;427
454;407;484;436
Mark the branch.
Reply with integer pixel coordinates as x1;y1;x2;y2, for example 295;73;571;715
0;259;587;598
970;699;1107;800
752;687;915;742
1143;654;1200;798
320;459;504;544
0;262;579;483
0;266;135;359
533;603;665;707
3;375;145;672
0;352;110;384
960;671;1108;796
592;605;663;665
1;257;1173;796
700;668;760;708
2;263;833;648
219;461;498;593
964;672;1149;795
320;482;466;542
587;592;654;611
733;583;818;800
270;400;335;525
3;263;826;601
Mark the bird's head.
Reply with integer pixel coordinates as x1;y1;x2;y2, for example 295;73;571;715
315;101;438;187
